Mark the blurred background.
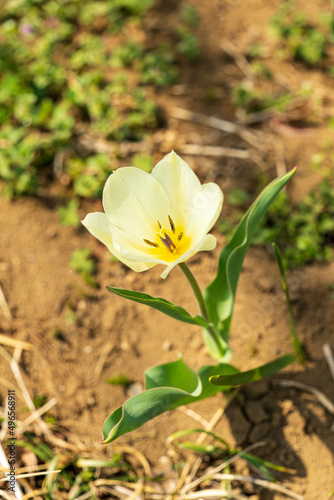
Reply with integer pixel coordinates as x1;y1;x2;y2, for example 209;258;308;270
1;0;334;498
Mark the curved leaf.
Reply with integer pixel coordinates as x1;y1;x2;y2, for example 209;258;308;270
204;168;297;346
107;286;209;328
101;358;239;443
209;354;295;386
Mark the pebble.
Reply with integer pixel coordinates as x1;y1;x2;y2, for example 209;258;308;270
248;422;270;444
242;379;269;399
255;275;276;293
244;400;269;424
162;340;172;351
225;405;251;444
120;339;130;351
126;382;144;397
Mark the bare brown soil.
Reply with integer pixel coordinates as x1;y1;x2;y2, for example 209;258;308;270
1;1;334;499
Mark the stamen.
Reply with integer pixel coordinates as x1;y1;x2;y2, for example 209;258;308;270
177;232;183;241
168;215;175;233
158;230;176;253
144;239;159;248
157;220;162;229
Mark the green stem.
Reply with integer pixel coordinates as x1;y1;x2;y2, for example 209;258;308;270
179;262;225;359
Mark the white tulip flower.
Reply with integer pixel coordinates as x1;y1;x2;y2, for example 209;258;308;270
82;151;223;278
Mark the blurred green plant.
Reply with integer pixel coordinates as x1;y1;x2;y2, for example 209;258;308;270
175;4;200;61
70;248;96;286
106;373;131;386
131;152;154;172
253;180;334;268
57;199;80;227
0;0;192;198
140;45;179;86
232;84;291;114
270;3;329;66
219;178;334;269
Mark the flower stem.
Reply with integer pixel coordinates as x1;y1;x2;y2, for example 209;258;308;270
179;262;226;359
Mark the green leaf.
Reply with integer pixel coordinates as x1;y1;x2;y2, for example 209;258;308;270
272;243;305;363
107;286;210;328
209;354;295;386
101;358;239;443
204;168;297;348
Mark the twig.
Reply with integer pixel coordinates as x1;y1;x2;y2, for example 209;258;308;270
169;107;266;150
21;489;48;500
0;335;34;352
0;443;23;500
16;397;58;434
0;285;11;321
91;341;114;385
182;489;229;499
220;39;256;84
177;407;210;428
0;470;61;484
214;474;304;500
179;144;250;160
274;379;334;415
0;491;15;500
179;441;267;496
323;344;334;383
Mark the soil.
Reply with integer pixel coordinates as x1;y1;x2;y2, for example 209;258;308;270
1;1;334;499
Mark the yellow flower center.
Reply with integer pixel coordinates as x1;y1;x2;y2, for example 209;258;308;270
143;215;188;262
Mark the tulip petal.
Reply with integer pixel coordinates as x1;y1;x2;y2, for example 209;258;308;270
82;212;153;272
151;151;201;227
186;182;223;242
102;167;171;241
152;152;223;243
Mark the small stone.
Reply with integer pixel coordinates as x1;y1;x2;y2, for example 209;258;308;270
256;276;276;293
120;340;130;351
225;405;251;444
244;400;269;424
271;411;282;427
281;399;294;417
78;300;87;311
242;379;269;399
126;382;144;397
83;345;92;354
162;340;172;351
248;422;270;443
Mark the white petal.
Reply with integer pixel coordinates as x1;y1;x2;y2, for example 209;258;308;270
186;182;223;242
81;212;153;273
102;167;171;241
151;151;201;227
196;233;217;252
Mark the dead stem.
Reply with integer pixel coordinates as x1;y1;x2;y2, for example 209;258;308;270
274;379;334;415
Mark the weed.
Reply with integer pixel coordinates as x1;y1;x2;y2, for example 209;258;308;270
253;180;334;268
106;373;131;386
131;153;154;173
175;26;200;61
175;4;200;61
232;84;291;114
57;199;80;227
0;0;181;198
140;46;179;86
270;4;329;66
70;248;97;286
